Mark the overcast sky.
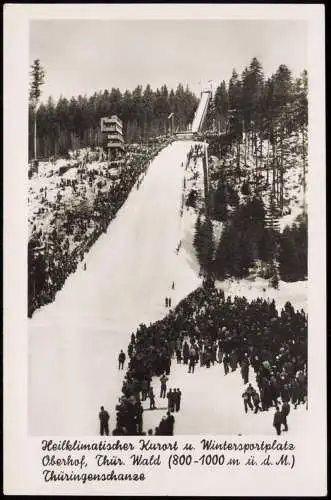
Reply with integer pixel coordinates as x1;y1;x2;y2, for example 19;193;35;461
30;19;307;103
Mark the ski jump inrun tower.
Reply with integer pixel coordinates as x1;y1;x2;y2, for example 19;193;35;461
191;89;212;134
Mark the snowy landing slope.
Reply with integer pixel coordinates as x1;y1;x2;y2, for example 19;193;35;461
28;139;308;437
28;140;200;435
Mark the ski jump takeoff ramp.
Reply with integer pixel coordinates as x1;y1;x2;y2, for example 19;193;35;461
191;91;211;133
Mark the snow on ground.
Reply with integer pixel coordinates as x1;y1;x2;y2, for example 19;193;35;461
28;140;200;436
211;131;306;232
28;159;114;238
143;361;308;436
180;207;200;276
211;219;224;252
278;204;304;232
29;138;307;437
215;277;307;313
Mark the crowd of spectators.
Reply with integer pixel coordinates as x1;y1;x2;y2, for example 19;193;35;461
28;137;173;317
113;278;307;435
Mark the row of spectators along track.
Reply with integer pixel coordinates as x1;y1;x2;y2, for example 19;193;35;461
113;279;307;435
28;137;173;317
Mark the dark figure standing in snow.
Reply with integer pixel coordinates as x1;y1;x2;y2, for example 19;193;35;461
188;354;196;373
273;407;283;435
207;349;213;368
160;373;168;398
176;347;182;363
118;350;125;370
183;341;189;364
167;389;175;412
136;405;143;434
171;282;175;290
165;411;175;435
83;262;87;271
174;388;182;411
281;401;290;431
149;387;156;410
223;353;230;375
242;390;253;413
99;406;110;436
168;297;172;308
252;390;261;414
246;383;255;402
241;358;249;384
280;384;291;403
165;297;168;308
141;379;149;401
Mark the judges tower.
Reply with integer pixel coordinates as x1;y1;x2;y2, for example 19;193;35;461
100;115;125;161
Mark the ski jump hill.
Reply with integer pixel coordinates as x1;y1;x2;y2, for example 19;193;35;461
28;91;307;436
29;139;201;435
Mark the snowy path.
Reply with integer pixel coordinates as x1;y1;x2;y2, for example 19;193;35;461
217;278;307;313
28;140;200;435
143;362;308;436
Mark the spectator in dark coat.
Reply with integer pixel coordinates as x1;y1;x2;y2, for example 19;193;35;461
136;405;143;434
183;341;189;364
223;353;230;375
118;350;126;370
149;387;156;410
141;379;149;401
176;348;182;363
242;390;253;413
252;390;261;413
280;384;291;403
188;355;196;373
273;407;283;435
167;389;175;412
160;374;168;398
281;401;290;431
99;406;110;436
165;411;175;435
241;358;249;384
174;388;182;412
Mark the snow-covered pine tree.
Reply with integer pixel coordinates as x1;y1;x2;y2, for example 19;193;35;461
29;59;46;161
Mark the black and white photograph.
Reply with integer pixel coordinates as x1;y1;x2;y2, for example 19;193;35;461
3;3;326;496
27;16;310;438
